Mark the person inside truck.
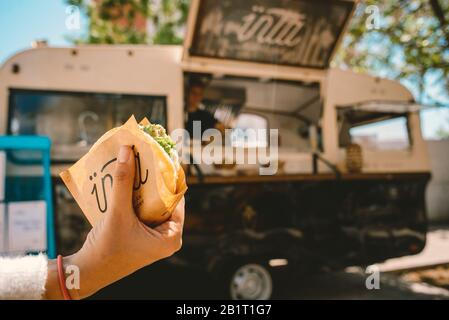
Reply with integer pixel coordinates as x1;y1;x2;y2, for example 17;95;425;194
0;145;185;300
185;77;226;138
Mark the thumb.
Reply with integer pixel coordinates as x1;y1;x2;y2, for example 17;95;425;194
111;145;135;212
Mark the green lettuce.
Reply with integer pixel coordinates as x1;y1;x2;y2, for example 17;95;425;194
140;124;175;156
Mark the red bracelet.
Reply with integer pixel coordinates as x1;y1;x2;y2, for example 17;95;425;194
57;255;72;300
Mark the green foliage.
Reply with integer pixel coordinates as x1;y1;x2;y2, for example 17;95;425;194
66;0;189;45
68;0;448;107
150;0;190;44
436;115;449;138
333;0;449;106
141;123;176;155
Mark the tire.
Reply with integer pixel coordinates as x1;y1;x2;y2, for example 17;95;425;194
222;261;274;300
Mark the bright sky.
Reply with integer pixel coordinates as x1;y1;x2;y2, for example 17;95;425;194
0;0;448;140
0;1;84;61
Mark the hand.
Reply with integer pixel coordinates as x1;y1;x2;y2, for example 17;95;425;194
59;145;184;299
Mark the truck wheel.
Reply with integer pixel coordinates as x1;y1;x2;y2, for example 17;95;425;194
228;263;273;300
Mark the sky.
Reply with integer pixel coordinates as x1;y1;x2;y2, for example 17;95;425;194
0;1;85;62
0;0;448;140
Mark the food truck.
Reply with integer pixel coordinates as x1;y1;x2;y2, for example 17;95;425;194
0;0;431;299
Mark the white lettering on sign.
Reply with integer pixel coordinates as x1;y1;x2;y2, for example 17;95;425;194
235;6;306;48
196;1;342;67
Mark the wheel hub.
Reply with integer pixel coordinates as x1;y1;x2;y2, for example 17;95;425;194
230;263;273;300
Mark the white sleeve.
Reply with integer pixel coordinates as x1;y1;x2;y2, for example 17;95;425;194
0;253;48;300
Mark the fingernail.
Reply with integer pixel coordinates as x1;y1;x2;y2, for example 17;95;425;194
118;146;130;163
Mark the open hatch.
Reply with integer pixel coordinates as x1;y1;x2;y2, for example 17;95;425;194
183;0;356;69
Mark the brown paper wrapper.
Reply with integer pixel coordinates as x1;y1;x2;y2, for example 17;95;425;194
60;116;188;226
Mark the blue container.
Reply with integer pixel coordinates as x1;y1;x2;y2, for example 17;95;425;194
0;136;56;258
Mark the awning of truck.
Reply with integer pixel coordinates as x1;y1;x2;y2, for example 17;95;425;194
184;0;356;69
339;100;428;113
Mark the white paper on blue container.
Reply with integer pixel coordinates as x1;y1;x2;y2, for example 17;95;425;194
0;203;5;252
8;201;47;254
0;151;5;201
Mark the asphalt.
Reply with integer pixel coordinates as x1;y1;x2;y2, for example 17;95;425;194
90;262;449;300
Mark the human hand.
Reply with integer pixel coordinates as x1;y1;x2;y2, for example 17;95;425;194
63;145;184;299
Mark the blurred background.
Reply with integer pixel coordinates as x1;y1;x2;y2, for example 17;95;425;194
0;0;449;299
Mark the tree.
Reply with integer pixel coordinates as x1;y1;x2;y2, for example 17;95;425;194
66;0;189;45
69;0;448;107
333;0;449;106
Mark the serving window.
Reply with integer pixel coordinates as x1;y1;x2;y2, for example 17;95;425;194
184;72;323;176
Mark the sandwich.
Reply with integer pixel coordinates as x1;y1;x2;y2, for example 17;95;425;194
60;115;187;226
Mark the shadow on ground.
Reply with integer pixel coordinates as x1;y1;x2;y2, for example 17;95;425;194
90;261;449;300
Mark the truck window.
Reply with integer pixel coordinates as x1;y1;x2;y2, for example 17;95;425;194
350;116;410;151
8;89;167;161
338;109;411;151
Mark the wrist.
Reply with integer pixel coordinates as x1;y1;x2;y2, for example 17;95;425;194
63;254;84;300
44;259;64;300
66;252;106;299
44;256;86;300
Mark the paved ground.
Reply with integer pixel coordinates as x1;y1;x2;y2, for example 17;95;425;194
286;268;449;299
91;263;449;300
376;227;449;272
92;227;449;300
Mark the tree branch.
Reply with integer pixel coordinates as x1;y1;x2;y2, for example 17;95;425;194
429;0;449;49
